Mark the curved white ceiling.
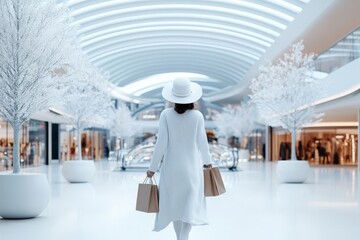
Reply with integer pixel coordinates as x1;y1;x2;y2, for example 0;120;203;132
60;0;310;102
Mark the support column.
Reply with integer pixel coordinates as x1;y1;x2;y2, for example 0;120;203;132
51;123;60;161
47;122;51;164
265;126;271;161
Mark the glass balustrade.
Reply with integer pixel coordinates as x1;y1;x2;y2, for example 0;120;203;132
118;142;235;169
315;27;360;74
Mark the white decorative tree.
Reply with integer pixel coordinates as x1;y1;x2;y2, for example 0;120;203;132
250;41;324;161
109;103;138;166
62;62;113;160
111;104;140;142
213;105;238;140
110;103;138;140
0;0;77;173
213;102;257;169
214;102;256;146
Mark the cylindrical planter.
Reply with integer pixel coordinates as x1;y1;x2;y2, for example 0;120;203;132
0;173;50;219
62;160;96;183
276;160;310;183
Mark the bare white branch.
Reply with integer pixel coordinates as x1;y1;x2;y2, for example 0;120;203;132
250;41;325;133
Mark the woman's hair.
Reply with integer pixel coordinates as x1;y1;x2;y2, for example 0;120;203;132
174;103;194;114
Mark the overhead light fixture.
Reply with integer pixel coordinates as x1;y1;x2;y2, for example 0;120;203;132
48;107;73;118
49;107;63;116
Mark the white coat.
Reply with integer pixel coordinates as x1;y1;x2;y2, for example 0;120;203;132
149;108;212;231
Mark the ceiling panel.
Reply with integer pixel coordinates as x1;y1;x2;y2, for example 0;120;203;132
58;0;310;102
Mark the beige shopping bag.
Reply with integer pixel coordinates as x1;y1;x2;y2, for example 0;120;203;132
136;177;159;213
204;167;226;197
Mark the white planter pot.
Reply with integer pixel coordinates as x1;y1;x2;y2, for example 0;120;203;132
62;160;96;183
0;173;50;219
276;160;310;183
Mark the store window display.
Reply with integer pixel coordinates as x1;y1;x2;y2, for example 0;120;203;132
272;127;358;165
0;119;46;171
60;125;109;161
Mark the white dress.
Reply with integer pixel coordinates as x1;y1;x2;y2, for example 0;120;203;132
149;108;212;232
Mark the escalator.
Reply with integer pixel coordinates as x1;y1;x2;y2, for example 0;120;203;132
116;142;235;170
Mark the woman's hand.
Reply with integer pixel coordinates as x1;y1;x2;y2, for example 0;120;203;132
203;164;212;168
147;170;155;178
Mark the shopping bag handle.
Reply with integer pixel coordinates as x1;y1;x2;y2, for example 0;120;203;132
143;176;158;185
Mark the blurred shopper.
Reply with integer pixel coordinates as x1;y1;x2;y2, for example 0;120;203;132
146;77;212;240
325;138;332;164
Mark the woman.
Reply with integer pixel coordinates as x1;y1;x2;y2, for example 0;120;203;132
146;77;212;240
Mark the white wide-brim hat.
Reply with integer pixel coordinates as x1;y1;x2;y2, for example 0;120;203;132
162;77;203;104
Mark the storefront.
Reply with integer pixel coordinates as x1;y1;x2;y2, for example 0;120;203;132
59;125;109;161
271;126;358;165
0;119;47;171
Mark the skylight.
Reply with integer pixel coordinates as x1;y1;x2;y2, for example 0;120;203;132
122;72;211;96
58;0;311;101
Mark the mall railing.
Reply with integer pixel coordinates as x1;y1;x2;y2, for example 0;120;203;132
113;143;235;170
315;27;360;74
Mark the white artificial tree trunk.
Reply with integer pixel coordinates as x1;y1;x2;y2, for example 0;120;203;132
291;130;297;161
77;124;82;160
12;125;20;173
12;3;22;174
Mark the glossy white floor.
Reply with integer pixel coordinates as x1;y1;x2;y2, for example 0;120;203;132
0;161;359;240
